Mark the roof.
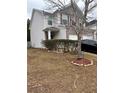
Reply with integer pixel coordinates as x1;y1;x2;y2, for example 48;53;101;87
53;2;83;18
30;8;53;29
43;27;60;32
32;2;83;18
30;2;84;28
33;9;53;15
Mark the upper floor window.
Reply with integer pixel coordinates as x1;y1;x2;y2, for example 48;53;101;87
48;20;52;25
62;19;67;25
60;13;68;25
48;16;52;25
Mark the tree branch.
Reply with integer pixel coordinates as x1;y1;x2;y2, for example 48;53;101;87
46;0;63;9
88;3;97;12
88;0;94;4
58;0;65;7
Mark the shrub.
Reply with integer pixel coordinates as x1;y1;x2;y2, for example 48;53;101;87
42;40;56;50
42;39;78;53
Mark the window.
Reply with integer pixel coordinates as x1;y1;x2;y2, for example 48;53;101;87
62;19;67;25
48;20;52;25
60;13;68;25
48;16;52;25
60;13;62;24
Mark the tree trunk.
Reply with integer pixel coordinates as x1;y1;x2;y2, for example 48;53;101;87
77;34;83;58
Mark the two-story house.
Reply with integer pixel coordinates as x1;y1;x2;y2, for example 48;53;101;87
30;3;96;48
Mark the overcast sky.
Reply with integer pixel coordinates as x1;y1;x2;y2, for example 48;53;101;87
27;0;96;20
27;0;45;18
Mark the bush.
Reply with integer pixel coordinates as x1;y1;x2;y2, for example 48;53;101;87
42;39;78;53
42;40;56;50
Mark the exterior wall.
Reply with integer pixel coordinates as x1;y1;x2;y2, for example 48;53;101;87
52;14;58;26
68;34;95;41
69;35;77;40
55;13;61;25
66;26;79;40
30;10;45;48
94;31;97;41
43;15;48;28
54;27;67;39
30;10;67;48
90;25;96;30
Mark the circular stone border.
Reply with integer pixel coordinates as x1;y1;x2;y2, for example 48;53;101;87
71;58;93;66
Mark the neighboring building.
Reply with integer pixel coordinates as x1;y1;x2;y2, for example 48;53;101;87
30;3;97;48
83;20;97;41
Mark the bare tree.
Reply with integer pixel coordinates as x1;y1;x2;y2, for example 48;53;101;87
45;0;97;58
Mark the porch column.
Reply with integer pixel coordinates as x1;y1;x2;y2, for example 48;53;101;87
48;30;51;40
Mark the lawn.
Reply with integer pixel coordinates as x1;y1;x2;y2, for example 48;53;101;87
27;48;97;93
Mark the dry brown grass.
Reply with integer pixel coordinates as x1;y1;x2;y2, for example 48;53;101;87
27;48;97;93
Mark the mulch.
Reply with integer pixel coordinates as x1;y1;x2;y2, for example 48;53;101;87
71;58;93;66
